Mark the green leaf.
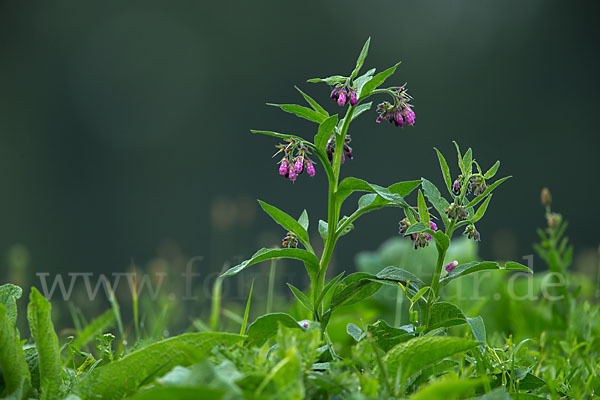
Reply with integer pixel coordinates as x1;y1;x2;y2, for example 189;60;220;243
294;86;328;116
462;148;473;173
421;178;450;229
440;261;532;288
335;216;355;237
359;62;401;100
220;248;320;281
410;287;430;303
466;176;511;208
384;336;480;384
318;220;328;240
466;316;486;351
129;386;226;400
405;222;428;235
314;271;345;311
434;148;453;195
286;283;313;312
245;313;301;347
0;303;31;398
240;280;254;335
314;114;338;153
297;209;309;231
453;141;463;173
388;180;422;197
350;37;370;79
432;231;450;253
407;377;485;400
367;320;412;352
307;75;346;85
484;161;500;179
350;101;372;122
346;323;365;342
0;284;22;327
27;287;61;398
427;302;467;331
375;266;425;288
250;129;303;142
71;310;114;351
330;272;382;310
417;190;430;226
336;177;408;207
267;103;327;124
258;200;312;252
73;333;243;399
470;194;492;224
353;68;376;91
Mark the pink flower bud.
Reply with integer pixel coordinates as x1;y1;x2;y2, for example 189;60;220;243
294;157;303;173
279;159;288;176
349;88;358;106
337;89;347;106
288;165;297;182
445;261;459;273
306;160;315;176
429;221;438;232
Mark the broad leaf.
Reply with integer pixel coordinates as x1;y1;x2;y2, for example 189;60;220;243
267;103;327;124
408;377;485;400
297;209;309;231
220;248;320;281
427;302;467;331
294;86;328;116
374;266;425;288
353;68;376;96
440;261;532;287
384;336;480;384
367;320;412;351
73;333;243;399
336;177;408;207
350;37;371;79
484;161;500;179
245;313;301;347
286;283;313;312
27;287;61;398
359;62;401;100
462;148;473;173
405;222;428;235
0;283;22;327
421;178;450;228
466;316;486;351
466;176;511;208
470;194;492;224
417;190;430;226
258;200;312;251
388;180;422;197
307;75;346;85
129;386;225;400
314;271;345;311
350;101;372;122
453;141;463;173
314;114;338;153
346;323;365;342
318;220;328;240
434;148;452;194
330;272;382;309
0;304;31;397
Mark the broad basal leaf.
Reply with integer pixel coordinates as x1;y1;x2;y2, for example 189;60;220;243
220;248;320;281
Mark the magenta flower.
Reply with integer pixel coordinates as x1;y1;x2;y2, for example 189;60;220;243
294;156;304;173
288;166;297;182
445;260;458;273
337;89;347;106
279;158;288;176
306;160;315;176
349;88;358;106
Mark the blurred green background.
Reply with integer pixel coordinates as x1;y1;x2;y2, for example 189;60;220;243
0;1;598;312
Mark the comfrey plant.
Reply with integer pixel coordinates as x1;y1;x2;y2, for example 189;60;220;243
221;38;530;338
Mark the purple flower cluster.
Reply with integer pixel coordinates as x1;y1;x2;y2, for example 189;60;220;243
331;85;358;107
325;134;353;164
445;203;468;222
375;86;415;127
464;224;480;241
469;176;488;197
276;141;316;182
399;219;438;249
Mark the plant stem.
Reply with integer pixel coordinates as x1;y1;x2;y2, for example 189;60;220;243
314;105;356;316
266;259;276;314
424;246;448;327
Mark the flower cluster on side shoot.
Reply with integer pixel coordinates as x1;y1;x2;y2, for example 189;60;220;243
219;38;531;338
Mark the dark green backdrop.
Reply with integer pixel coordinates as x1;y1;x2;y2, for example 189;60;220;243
1;1;598;296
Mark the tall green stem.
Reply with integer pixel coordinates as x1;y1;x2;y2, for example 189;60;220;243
313;105;356;316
